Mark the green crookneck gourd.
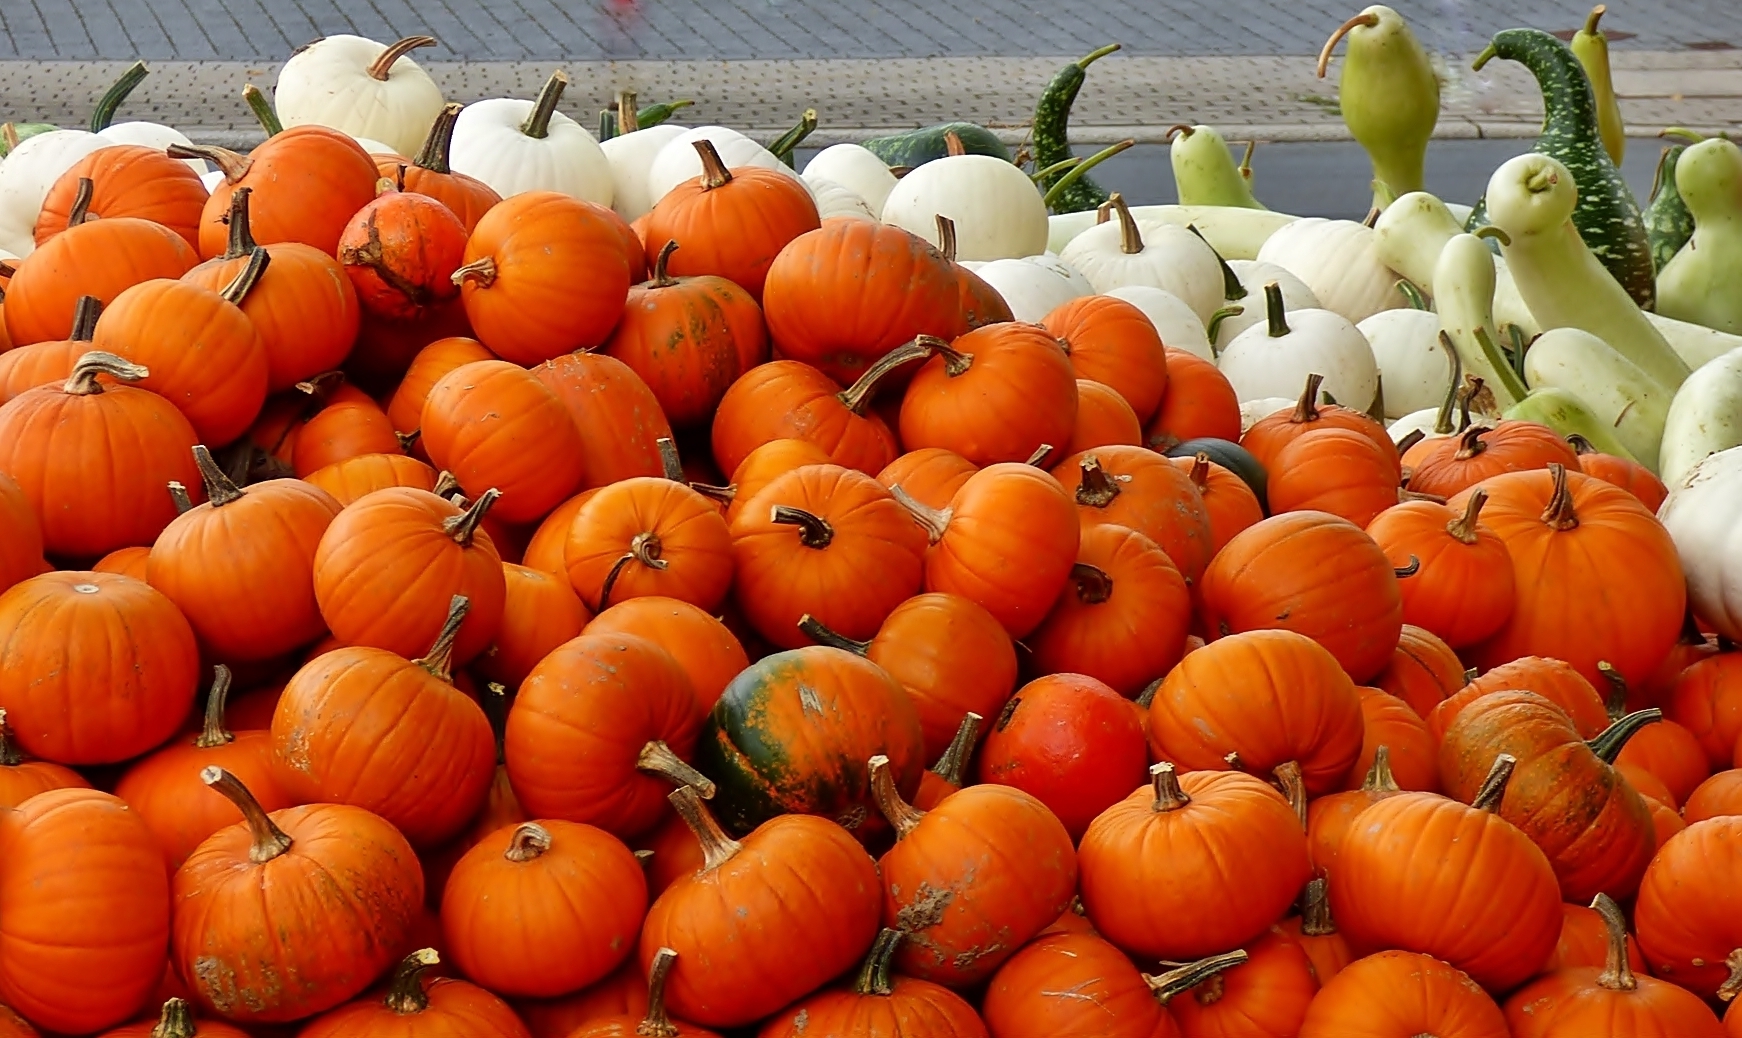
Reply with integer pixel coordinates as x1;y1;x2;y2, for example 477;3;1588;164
1645;142;1695;271
1031;43;1122;213
1169;125;1266;209
1570;5;1625;166
1657;137;1742;335
1466;28;1655;310
1317;6;1439;210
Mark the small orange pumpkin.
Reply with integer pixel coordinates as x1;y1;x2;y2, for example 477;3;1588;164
177;126;380;257
422;359;588;524
899;327;1079;467
1269;426;1401;528
36;145;207;248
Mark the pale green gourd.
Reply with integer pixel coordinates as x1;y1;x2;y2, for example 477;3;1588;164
1168;125;1265;210
1656;137;1742;336
1317;6;1440;210
1570;5;1626;166
1523;327;1668;468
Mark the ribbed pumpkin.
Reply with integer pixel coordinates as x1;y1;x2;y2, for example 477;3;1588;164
712;438;834;524
1148;629;1365;795
867;756;1075;986
298;948;531;1038
271;596;496;847
896;462;1080;639
291;382;406;478
560;948;718;1038
584;597;749;717
35;145;207;248
874;448;974;511
181;188;360;391
337;181;468;321
636;787;881;1028
312;487;507;664
1373;624;1466;719
114;667;292;870
0;351;202;557
504;631;706;838
1667;652;1742;770
1408;421;1581;499
711;359;900;478
386;335;494;446
521;491;595;576
1352;686;1440;791
422;359;588;524
1172;451;1264;555
1064;378;1143;454
734;464;927;649
454;191;633;365
1429;655;1612;742
1366;489;1515;649
532;352;674;488
98;997;251;1038
758;929;989;1038
1041;294;1168;421
1079;763;1311;959
92;545;151;580
1635;817;1742;997
1279;877;1354;984
643;141;819;299
0;472;44;594
1297;951;1509;1038
0;709;87;808
1164;926;1318;1038
565;467;733;614
981;932;1179;1038
147;446;340;660
1307;746;1403;876
1198;510;1406;682
171;768;423;1023
177;126;380;257
761;218;963;386
1053;445;1215;585
1451;464;1685;691
477;562;591;688
0;294;98;403
1680;769;1742;823
1569;434;1668;511
0;789;169;1034
977;673;1148;840
606;240;766;427
1147;346;1241;450
1505;894;1727;1038
896;326;1078;466
1328;757;1564;991
386;103;504;233
0;571;198;764
1545;901;1649;974
442;820;648;999
303;452;438;506
1268;426;1402;528
1241;372;1396;473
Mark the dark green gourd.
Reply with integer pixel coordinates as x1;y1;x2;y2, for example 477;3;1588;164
1031;43;1121;213
861;122;1010;168
1645;142;1696;271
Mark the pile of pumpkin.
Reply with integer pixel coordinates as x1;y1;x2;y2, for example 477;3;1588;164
2;30;1742;1038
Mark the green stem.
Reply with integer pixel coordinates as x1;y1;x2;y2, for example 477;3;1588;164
243;84;282;137
638;99;694;129
1395;277;1428;309
1263;282;1290;337
1042;139;1134;209
1031;157;1082;183
768;108;819;164
1188;223;1245;300
1586;708;1661;764
521;71;569;139
1472;326;1530;403
89;61;149;133
412;103;463;173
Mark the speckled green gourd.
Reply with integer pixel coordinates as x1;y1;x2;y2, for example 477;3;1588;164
1465;28;1655;309
862;122;1010;167
1645;144;1696;271
1318;6;1439;209
1032;43;1121;213
1656;137;1742;335
1169;124;1266;209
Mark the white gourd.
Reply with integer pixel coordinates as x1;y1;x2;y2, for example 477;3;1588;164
1218;282;1379;412
1240;397;1296;433
600;123;686;221
1257;217;1404;324
1215;259;1320;348
805;177;877;222
272;35;445;157
1057;197;1224;321
970;258;1085;323
881;154;1049;261
449;72;613;205
1660;347;1742;486
1103;286;1213;360
646;127;802;209
99;123;205;174
1357;308;1450;419
0;129;113;256
804;144;898;216
1658;444;1742;642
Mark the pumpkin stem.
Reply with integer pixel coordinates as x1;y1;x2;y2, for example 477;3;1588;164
935;215;959;262
1273;761;1307;829
1470;753;1517;812
369;35;437;80
504;821;551;862
1586;708;1661;764
668;785;743;872
1026;443;1057;468
1587;893;1638;992
693;139;734;189
212;185;258;261
796;614;871;655
929;712;983;788
167;481;194;514
852;928;904;998
888;485;952;543
383;947;440;1013
168;144;253;183
443;488;500;546
1104;192;1144;254
1289;373;1325;422
1567;432;1597;456
1143;950;1250;1004
0;709;22;767
1224;750;1247;773
1444;487;1488;544
688;482;736;507
239;83;283;137
868;753;926;838
837;336;952;414
1394;428;1426;458
65;295;101;342
451;256;499;289
67;177;96;227
410;102;464;173
613;91;638;139
944;129;966;157
414;595;471;681
1719;949;1742;1003
770;505;834;549
397;429;422;453
639;947;683;1037
1597;661;1629;722
1186;453;1211;490
1262;282;1291;337
1150;761;1191;813
650;240;681;288
1541;463;1580;531
656;437;684;481
1393;555;1420;578
1298;876;1337;936
1075;455;1122;508
191;444;245;507
149;997;200;1038
201;767;292;863
1362;745;1400;793
599;534;668;610
484;682;510;765
1069;562;1114;605
219;246;272;306
1452;424;1489;461
1205;305;1244;348
521;70;569;139
193;666;237;750
1136;679;1161;710
63;350;148;396
636;740;718;798
432;470;464;501
90;60;149;132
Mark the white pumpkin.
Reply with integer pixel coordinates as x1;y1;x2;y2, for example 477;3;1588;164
200;169;225;193
600;123;687;222
1658;444;1742;642
1388;407;1454;449
646;127;802;210
806;176;877;222
804;144;898;216
342;132;401;156
0;129;113;256
449;73;613;205
969;257;1085;323
1218;283;1379;411
1103;285;1213;360
1024;253;1092;296
881;155;1049;261
1357;308;1452;419
1240;397;1296;433
1057;203;1225;322
1256;217;1404;324
1214;260;1321;349
273;35;445;157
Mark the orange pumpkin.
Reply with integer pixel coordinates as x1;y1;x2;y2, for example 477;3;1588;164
584;597;749;718
1408;421;1581;499
290;381;405;478
1147;346;1241;450
1569;434;1668;511
1372;625;1467;719
1616;717;1710;808
386;336;494;447
0;473;45;595
1041;294;1168;422
1063;378;1143;454
337;181;469;321
1172;451;1263;555
1269;426;1401;527
98;998;250;1038
1280;877;1355;984
1667;652;1742;770
0;709;87;808
511;959;649;1038
1544;900;1648;974
422;359;587;524
178;126;380;257
1429;656;1612;742
914;712;983;811
758;929;987;1038
1306;747;1403;877
0;294;99;403
1053;446;1215;586
876;448;977;513
981;932;1178;1038
36;145;206;248
455;191;633;364
386;103;504;233
1366;489;1515;649
303;452;437;506
1635;816;1742;997
532;352;674;488
1684;769;1742;823
565;468;734;613
711;359;900;478
1241;372;1397;475
1297;951;1509;1038
1164;927;1318;1038
298;948;530;1038
1352;685;1440;791
476;563;591;688
559;948;718;1038
705;438;832;524
899;326;1079;467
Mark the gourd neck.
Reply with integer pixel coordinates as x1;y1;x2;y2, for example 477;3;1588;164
89;60;149;132
384;948;441;1013
412;102;463;173
868;754;925;837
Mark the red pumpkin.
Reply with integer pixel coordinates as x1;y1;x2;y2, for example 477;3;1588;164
899;325;1079;467
181;126;380;257
1054;445;1216;585
1147;347;1241;450
643;141;820;299
36;145;207;248
422;359;588;524
298;948;531;1038
338;181;468;321
1297;951;1509;1038
511;959;648;1038
584;597;749;717
533;352;674;488
758;929;988;1038
291;382;406;478
1544;901;1648;974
